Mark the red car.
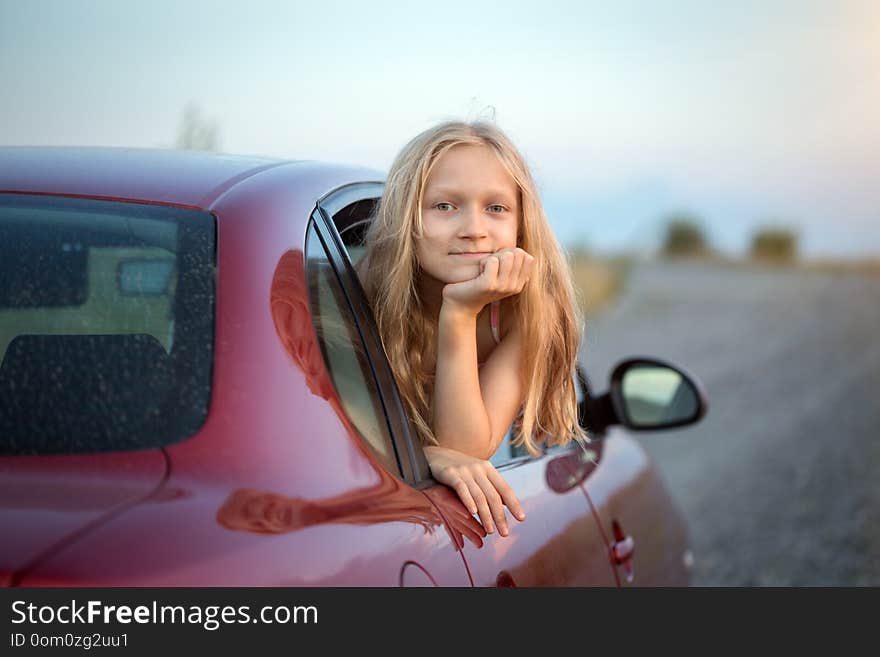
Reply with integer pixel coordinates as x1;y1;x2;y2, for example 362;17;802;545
0;147;707;587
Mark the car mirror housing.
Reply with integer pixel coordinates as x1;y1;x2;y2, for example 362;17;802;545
577;357;709;436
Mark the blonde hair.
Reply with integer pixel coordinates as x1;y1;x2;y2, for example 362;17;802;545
356;120;589;456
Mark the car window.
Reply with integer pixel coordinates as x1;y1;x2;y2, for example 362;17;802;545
489;427;531;467
305;225;400;476
0;194;215;455
491;369;587;466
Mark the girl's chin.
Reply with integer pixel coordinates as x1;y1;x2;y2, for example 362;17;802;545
448;267;481;282
421;265;480;285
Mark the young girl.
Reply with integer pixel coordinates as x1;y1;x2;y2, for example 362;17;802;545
355;120;589;538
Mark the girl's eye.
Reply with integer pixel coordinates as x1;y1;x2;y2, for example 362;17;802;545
488;205;507;213
435;202;454;211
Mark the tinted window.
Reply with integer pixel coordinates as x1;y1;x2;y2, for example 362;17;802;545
305;225;400;475
0;194;215;455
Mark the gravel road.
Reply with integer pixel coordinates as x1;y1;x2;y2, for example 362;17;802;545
581;260;880;586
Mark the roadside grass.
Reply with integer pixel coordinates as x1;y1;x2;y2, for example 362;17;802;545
564;250;879;323
800;258;880;276
660;251;880;277
567;253;635;317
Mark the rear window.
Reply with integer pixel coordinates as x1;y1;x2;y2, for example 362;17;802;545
0;194;216;455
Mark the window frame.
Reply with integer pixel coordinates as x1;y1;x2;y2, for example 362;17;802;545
305;222;404;477
310;183;432;486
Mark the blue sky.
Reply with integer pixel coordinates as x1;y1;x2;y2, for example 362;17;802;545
2;0;878;256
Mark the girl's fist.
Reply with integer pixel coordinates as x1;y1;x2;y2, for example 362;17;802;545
442;247;534;314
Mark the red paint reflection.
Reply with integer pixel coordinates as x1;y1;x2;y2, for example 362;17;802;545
216;480;486;551
270;249;334;400
215;250;486;551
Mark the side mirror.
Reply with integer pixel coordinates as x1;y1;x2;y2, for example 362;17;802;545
610;358;707;430
577;357;708;436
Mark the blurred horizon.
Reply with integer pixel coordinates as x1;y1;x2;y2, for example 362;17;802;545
2;0;878;258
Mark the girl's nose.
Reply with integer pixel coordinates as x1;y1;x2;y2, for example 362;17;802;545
457;206;489;237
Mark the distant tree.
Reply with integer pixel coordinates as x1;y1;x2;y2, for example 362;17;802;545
661;214;709;257
750;227;798;263
175;102;220;152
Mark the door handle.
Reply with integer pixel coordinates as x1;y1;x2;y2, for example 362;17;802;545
611;519;635;583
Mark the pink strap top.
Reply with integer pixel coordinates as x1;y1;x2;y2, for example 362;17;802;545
478;301;502;368
489;300;501;345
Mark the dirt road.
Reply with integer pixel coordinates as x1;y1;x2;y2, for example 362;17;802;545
581;261;880;585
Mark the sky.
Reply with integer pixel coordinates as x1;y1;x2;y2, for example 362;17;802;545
2;0;878;257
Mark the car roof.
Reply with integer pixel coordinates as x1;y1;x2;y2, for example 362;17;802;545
0;146;376;210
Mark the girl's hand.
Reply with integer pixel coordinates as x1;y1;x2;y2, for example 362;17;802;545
442;247;535;315
423;445;526;537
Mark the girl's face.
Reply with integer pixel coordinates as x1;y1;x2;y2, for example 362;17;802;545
416;143;520;285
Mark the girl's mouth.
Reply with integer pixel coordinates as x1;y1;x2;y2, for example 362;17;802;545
452;252;491;258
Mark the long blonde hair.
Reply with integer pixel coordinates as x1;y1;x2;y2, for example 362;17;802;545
356;120;589;456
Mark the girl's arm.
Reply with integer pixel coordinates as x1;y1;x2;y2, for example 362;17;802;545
433;302;525;460
432;248;532;460
430;248;533;536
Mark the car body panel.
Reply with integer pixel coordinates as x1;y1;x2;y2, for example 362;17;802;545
18;453;472;586
0;147;285;209
0;450;167;584
581;431;692;586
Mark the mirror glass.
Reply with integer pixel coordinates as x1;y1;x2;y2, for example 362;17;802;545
621;365;699;427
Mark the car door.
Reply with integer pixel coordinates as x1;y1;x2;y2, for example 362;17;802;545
320;187;617;586
578;430;693;586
